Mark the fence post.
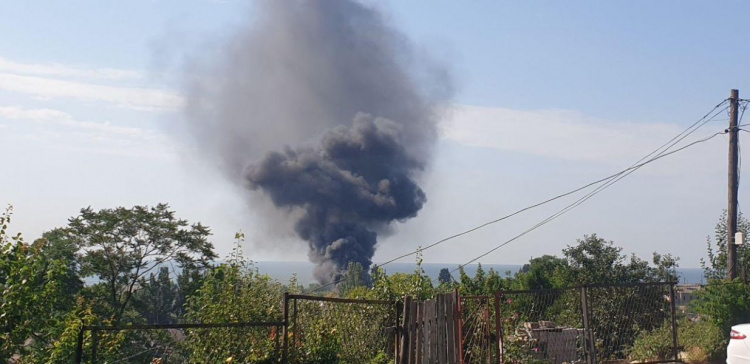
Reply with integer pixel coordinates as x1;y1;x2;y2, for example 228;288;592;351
292;298;298;351
669;283;679;361
581;286;595;364
395;299;402;363
274;324;281;360
484;297;492;364
455;289;464;364
399;296;411;364
282;292;289;364
494;292;502;364
91;328;98;363
75;326;84;364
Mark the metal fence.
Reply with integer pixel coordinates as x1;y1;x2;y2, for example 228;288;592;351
75;322;284;363
284;293;400;363
495;282;678;364
459;295;497;363
74;283;677;363
74;294;400;364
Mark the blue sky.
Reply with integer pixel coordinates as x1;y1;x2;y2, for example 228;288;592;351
2;1;750;268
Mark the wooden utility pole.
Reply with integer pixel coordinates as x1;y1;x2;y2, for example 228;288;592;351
728;89;740;280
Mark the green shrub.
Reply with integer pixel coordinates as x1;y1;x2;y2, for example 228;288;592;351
629;319;726;363
680;320;726;362
629;320;674;361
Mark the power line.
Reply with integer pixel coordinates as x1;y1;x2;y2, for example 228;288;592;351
738;102;748;216
441;129;729;283
311;99;729;292
437;100;731;283
378;100;730;267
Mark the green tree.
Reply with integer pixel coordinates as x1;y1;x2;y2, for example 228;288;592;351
369;250;435;300
0;206;81;361
500;235;679;361
64;203;216;323
562;235;678;360
337;261;370;296
561;234;678;285
513;255;567;290
182;234;283;363
131;266;179;324
692;281;750;333
484;268;507;293
36;228;84;301
701;210;750;280
693;211;750;336
437;268;452;285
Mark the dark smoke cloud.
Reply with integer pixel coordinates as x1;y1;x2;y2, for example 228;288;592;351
182;0;452;283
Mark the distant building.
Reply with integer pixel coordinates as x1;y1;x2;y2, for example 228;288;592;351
675;284;701;314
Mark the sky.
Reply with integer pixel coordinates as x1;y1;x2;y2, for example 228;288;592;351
2;0;750;269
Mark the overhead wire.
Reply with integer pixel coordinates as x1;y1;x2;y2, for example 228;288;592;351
737;101;748;216
436;100;731;283
378;100;730;267
440;128;730;283
310;99;729;292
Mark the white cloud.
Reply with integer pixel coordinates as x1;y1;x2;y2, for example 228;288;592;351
441;105;697;165
0;106;176;158
0;73;183;112
0;56;143;81
0;106;70;121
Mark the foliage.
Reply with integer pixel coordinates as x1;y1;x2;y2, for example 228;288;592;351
696;211;750;344
131;266;179;325
458;263;508;295
0;206;82;361
562;235;679;360
64;203;216;323
679;319;726;363
561;234;679;285
0;200;704;363
513;255;567;290
182;233;283;362
629;319;725;363
701;210;750;281
692;280;750;333
336;261;370;296
294;319;341;363
45;304;98;363
368;249;437;300
437;267;452;285
290;296;395;363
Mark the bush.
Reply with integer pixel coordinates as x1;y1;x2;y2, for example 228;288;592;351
680;320;725;363
629;319;725;363
692;280;750;333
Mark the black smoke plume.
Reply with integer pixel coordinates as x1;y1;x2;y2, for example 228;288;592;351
182;0;452;284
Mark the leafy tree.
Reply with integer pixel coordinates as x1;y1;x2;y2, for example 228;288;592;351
692;280;750;333
437;268;452;285
513;255;567;290
131;266;179;325
498;235;679;361
458;263;508;295
484;268;506;293
561;235;678;360
64;203;216;323
36;228;84;301
337;261;370;296
702;210;750;280
182;234;283;363
369;250;435;300
694;211;750;336
0;206;80;361
561;234;678;285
